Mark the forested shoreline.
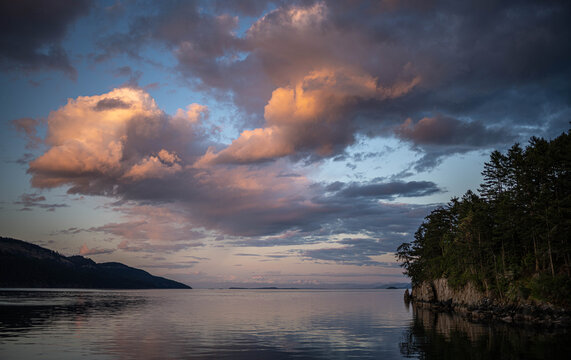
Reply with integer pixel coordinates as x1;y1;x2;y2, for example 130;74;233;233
398;129;570;307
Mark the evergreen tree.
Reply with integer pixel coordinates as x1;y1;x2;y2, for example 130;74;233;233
397;129;571;306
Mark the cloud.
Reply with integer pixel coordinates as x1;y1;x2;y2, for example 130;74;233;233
141;262;199;269
197;66;420;165
88;0;570;172
27;84;444;249
395;115;514;171
85;205;206;253
396;115;511;147
300;238;395;266
79;243;114;256
93;97;132;111
12;117;42;148
13;193;69;212
122;150;182;181
27;87;209;192
335;180;441;200
0;0;92;77
24;0;571;251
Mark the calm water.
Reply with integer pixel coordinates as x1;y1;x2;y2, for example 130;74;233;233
0;289;569;359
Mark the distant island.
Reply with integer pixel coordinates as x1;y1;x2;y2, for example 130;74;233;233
398;130;570;325
374;283;410;289
0;237;191;289
229;287;299;290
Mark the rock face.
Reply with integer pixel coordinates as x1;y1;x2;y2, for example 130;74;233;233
409;278;571;327
411;278;486;307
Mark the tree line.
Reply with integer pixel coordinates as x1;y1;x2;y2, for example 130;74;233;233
397;129;570;305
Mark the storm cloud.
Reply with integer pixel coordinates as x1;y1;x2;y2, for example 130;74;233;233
0;0;92;77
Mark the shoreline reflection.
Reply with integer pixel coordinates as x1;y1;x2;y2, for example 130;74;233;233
400;303;571;359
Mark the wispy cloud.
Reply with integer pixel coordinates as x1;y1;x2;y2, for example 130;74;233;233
79;243;114;256
14;193;68;212
300;238;397;266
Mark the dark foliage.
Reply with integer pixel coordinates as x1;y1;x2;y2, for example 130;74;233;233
397;129;571;306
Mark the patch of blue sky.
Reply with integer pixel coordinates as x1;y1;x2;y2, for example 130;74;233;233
304;134;489;205
306;137;416;184
0;161;31;202
396;151;488;205
0;184;126;254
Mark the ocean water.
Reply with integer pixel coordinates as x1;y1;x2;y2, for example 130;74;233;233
0;289;568;359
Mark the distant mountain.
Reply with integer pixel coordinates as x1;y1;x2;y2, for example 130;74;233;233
0;237;191;289
374;283;411;289
228;287;299;290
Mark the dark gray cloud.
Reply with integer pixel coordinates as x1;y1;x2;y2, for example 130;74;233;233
15;153;36;166
223;194;434;251
394;114;515;170
12;117;41;148
396;115;512;147
111;66;144;87
21;1;571;255
0;0;92;77
93;98;132;111
300;238;400;266
335;180;441;200
87;1;570;170
13;193;69;212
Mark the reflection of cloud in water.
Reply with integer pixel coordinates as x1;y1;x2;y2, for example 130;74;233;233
104;289;410;359
400;303;571;359
7;289;569;359
0;290;146;337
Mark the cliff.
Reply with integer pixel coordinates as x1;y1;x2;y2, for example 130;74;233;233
410;278;570;327
0;237;191;289
411;279;487;307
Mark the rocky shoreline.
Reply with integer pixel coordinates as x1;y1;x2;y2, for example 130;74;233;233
405;279;571;328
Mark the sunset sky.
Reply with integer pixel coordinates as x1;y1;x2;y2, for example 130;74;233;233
1;0;569;288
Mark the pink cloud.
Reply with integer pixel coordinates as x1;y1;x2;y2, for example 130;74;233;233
197;67;420;165
123;150;182;181
28;87;209;190
79;243;114;256
12;117;42;148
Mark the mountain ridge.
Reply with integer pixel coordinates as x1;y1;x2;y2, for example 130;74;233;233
0;237;191;289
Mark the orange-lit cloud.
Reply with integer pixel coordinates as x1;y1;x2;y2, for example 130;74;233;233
25;79;439;250
79;243;114;256
28;87;208;191
197;67;420;165
123;149;182;181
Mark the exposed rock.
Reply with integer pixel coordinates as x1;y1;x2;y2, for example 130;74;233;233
404;289;411;303
409;278;571;328
411;278;486;306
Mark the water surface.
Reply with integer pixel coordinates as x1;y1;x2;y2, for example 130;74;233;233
0;289;568;359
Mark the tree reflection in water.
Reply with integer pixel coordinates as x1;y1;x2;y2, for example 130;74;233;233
400;303;571;359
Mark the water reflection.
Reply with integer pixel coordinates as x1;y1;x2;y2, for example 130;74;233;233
2;289;570;359
0;289;146;338
400;303;571;359
1;289;410;359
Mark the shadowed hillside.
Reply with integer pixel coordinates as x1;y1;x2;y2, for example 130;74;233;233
0;237;191;289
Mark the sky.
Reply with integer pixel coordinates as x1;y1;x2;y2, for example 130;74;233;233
1;0;570;288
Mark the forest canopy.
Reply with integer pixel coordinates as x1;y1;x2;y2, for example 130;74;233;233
397;129;571;306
